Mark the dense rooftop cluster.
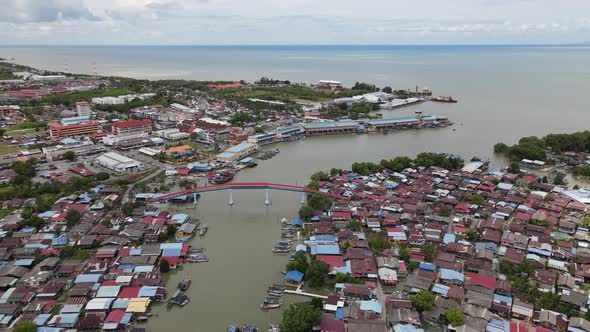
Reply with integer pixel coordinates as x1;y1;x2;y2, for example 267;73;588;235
283;162;590;332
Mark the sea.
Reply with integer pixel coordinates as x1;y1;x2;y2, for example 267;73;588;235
2;45;590;331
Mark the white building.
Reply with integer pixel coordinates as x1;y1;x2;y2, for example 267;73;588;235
102;133;149;146
153;128;190;141
95;152;143;174
76;102;92;117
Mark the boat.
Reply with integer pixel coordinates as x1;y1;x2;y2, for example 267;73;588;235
243;324;258;332
272;247;291;254
199;224;209;237
267;287;284;296
188;247;206;253
246;161;258;168
431;96;458;103
167;290;190;307
187;254;209;263
209;171;235;184
227;326;241;332
178;276;191;291
268;323;280;332
260;297;283;309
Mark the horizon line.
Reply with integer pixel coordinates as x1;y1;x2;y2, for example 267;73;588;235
1;42;589;48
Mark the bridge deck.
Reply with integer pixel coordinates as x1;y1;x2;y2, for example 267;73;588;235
147;182;345;202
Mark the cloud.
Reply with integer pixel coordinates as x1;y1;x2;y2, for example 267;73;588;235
0;0;100;23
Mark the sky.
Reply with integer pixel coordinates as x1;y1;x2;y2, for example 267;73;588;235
1;0;590;45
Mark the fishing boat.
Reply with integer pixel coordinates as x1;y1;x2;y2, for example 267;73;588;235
167;290;190;307
187;254;209;263
431;96;458;103
199;224;209;237
267;287;284;296
272;247;291;254
188;247;206;253
227;326;241;332
243;324;258;332
260;297;283;309
268;323;280;332
178;276;191;291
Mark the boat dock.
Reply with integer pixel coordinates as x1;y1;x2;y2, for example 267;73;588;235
284;285;327;299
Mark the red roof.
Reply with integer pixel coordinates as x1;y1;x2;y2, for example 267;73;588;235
316;255;343;270
118;286;141;298
112;119;152;129
105;309;126;323
466;272;496;289
319;319;345;332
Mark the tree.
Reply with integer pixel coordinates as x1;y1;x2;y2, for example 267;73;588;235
306;193;332;211
11;161;36;177
494;142;509;153
159;258;171;273
65;209;81;226
121;203;134;216
287;252;309;274
421;243;437;262
508;162;520;174
469;194;485;206
368;236;389;254
311;298;323;309
330;168;340;176
95;172;110;181
298;205;314;219
305;259;330;288
553;172;566;185
411;290;436;312
382;86;393;93
347;221;361;231
281;303;322;332
13;320;37;332
62;150;76;161
446;308;465;327
399;246;410;262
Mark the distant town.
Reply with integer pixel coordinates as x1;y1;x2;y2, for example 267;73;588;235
1;58;590;332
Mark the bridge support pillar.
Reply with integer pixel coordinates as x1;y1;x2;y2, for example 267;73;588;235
228;189;234;206
193;193;198;205
300;192;306;205
264;189;271;206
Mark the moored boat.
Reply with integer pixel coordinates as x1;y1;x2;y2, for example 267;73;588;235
199;224;209;237
243;324;258;332
431;96;458;103
187;254;209;263
227;326;241;332
178;276;191;291
260;297;283;309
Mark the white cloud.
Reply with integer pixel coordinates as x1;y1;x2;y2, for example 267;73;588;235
1;0;590;44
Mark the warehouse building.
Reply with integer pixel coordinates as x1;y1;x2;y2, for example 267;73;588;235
95;152;144;174
216;142;259;162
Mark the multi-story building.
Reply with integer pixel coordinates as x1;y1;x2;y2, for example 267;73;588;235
112;119;153;136
48;121;101;138
76;101;91;117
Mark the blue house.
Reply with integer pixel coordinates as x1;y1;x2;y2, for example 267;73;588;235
284;270;304;285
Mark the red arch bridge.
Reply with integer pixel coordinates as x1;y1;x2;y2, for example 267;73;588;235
145;182;346;205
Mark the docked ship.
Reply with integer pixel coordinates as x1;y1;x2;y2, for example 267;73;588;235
431;96;458;103
209;171;235;184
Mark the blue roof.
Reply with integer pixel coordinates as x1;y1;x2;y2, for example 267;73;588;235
38;211;57;218
284;270;304;283
335;307;344;320
74;274;102;284
171;213;190;223
134;265;154;273
129;248;142;256
310;235;338;242
475;242;497;252
419;262;436;271
112;298;130;309
358;300;382;314
493;294;513;305
160;243;183;250
291;218;304;226
37;328;63;332
162;248;182;257
440;268;464;282
15;259;35;266
52;235;68;246
217;152;235;158
394;324;425;332
432;283;450;296
311;244;340;256
227;142;255;153
240;157;253;163
33;313;52;326
295;244;307;252
138;286;159;297
487;319;509;332
443;234;456;244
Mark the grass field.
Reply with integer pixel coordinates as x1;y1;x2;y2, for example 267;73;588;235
0;142;19;155
4;128;37;136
